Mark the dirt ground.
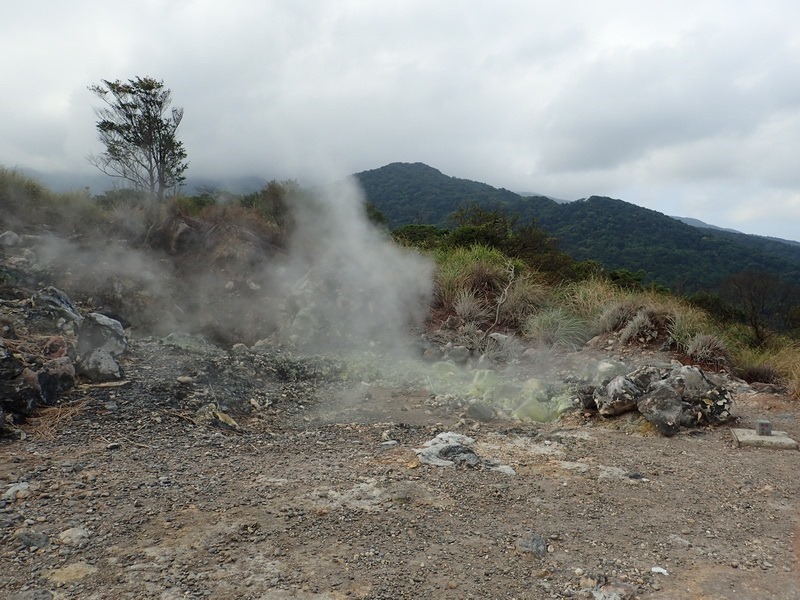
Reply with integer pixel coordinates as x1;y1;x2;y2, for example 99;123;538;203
1;338;799;600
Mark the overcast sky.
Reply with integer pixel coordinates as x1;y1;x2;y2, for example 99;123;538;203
2;1;800;240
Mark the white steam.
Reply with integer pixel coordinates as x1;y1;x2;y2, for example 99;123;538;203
276;177;433;350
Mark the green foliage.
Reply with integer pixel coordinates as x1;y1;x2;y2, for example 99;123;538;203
392;224;448;249
364;202;388;228
356;163;800;293
597;300;642;333
89;76;188;201
607;269;646;291
240;179;308;239
0;167;106;233
453;289;491;323
433;245;511;310
496;275;548;328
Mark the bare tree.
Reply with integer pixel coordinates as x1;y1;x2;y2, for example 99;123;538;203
89;77;188;201
721;270;796;345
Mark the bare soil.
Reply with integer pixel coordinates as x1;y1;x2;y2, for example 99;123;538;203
2;338;799;600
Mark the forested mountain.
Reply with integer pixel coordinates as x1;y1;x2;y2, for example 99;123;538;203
355;162;800;291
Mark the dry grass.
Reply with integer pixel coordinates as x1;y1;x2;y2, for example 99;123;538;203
453;289;491;323
731;340;800;396
558;277;626;320
685;333;730;367
23;400;90;441
496;275;549;327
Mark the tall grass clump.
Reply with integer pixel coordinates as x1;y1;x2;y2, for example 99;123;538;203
685;333;730;367
523;307;589;350
453;289;491;323
557;277;628;320
433;244;512;309
495;274;549;328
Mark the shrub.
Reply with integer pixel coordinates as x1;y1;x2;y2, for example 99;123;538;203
619;309;657;343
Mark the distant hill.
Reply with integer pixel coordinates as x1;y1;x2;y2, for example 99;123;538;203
354;162;800;291
670;216;741;234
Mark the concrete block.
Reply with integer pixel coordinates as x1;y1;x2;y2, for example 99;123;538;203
730;428;798;450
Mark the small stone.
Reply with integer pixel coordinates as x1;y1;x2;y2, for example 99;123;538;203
177;376;193;385
58;527;90;546
447;581;459;589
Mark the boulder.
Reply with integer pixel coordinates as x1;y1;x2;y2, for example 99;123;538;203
0;368;44;417
684;386;734;426
77;313;127;358
0;339;24;380
0;230;21;247
79;349;124;382
627;365;666;391
594;375;643;416
637;382;683;436
445;345;470;364
668;365;714;396
37;357;76;405
31;287;83;323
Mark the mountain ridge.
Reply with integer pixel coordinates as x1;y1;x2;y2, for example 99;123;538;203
354;162;800;291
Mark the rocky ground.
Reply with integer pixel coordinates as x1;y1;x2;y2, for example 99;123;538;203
1;330;799;600
1;228;799;600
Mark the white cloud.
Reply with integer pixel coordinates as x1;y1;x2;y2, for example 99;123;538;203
1;0;800;239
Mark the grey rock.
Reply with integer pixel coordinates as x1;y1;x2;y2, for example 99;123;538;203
669;365;714;397
31;287;83;323
627;365;666;391
446;345;470;364
0;230;21;246
37;357;76;405
13;527;50;548
2;482;30;501
466;401;495;422
77;312;127;358
0;369;44;416
517;533;547;557
685;386;735;425
9;590;54;600
594;375;643;416
0;339;24;380
58;526;90;546
79;348;124;382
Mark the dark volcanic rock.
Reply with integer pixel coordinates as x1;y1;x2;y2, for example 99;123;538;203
637;382;683;436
